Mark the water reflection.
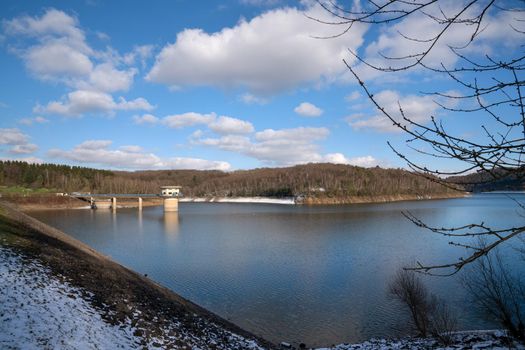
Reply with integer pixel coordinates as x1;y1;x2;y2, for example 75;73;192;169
137;210;143;234
163;212;180;235
112;208;117;233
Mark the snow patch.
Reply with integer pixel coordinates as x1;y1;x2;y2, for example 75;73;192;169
0;247;141;349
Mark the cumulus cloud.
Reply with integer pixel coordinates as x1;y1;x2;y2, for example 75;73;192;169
354;2;525;80
133;114;159;125
159;112;254;135
19;116;49;126
4;9;93;80
0;128;38;155
4;9;149;115
35;90;154;117
146;3;367;94
123;45;154;68
48;140;231;170
323;153;378;167
294;102;323;117
80;63;137;93
209;116;254;134
162;112;217;129
24;42;93;79
119;145;143;153
0;128;30;145
9;144;39;154
3;9;87;44
193;126;349;166
77;140;113;149
346;90;439;133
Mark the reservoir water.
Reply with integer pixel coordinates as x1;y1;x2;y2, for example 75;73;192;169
31;193;525;347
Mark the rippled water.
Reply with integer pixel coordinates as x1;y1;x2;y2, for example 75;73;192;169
31;193;525;347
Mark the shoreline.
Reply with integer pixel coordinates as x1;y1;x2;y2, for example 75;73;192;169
2;192;468;211
1;200;523;349
0;200;273;349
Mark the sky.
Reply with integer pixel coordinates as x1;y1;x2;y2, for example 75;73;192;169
0;0;523;172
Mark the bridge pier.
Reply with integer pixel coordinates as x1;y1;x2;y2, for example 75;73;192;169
93;199;112;209
163;198;179;212
138;197;143;211
112;197;117;210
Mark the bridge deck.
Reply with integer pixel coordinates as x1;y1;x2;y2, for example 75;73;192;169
71;194;162;198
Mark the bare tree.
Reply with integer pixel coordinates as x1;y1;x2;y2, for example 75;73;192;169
314;0;525;274
463;249;525;340
389;268;457;341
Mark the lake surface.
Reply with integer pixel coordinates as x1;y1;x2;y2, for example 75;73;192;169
31;193;525;347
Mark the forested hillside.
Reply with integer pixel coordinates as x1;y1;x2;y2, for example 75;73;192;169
0;160;460;199
448;168;525;192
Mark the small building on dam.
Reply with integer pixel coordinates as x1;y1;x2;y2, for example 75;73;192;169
161;186;182;212
161;186;182;197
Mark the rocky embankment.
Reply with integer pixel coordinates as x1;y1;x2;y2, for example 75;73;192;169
301;192;467;205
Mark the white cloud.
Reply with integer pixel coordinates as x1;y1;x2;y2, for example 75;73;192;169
35;90;154;117
323;153;378;167
136;112;255;136
146;3;367;94
162;112;216;129
19;116;49;126
294;102;323;117
123;45;154;68
354;2;525;80
3;8;88;49
133;114;159;125
81;63;137;93
9;144;39;154
96;31;110;41
193;126;347;166
48;140;230;170
163;158;230;171
77;140;113;150
119;145;143;153
239;93;268;105
346;90;439;133
209;116;254;134
0;128;29;145
4;8;148;116
4;9;94;81
345;91;361;102
24;42;93;79
0;128;38;155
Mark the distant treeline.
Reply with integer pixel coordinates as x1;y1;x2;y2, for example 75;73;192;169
448;168;525;192
0;160;461;198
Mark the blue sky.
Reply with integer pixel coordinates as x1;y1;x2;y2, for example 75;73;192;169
0;0;522;171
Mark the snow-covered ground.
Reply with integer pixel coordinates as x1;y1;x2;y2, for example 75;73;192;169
180;197;296;205
0;246;141;349
316;331;525;350
0;246;265;350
